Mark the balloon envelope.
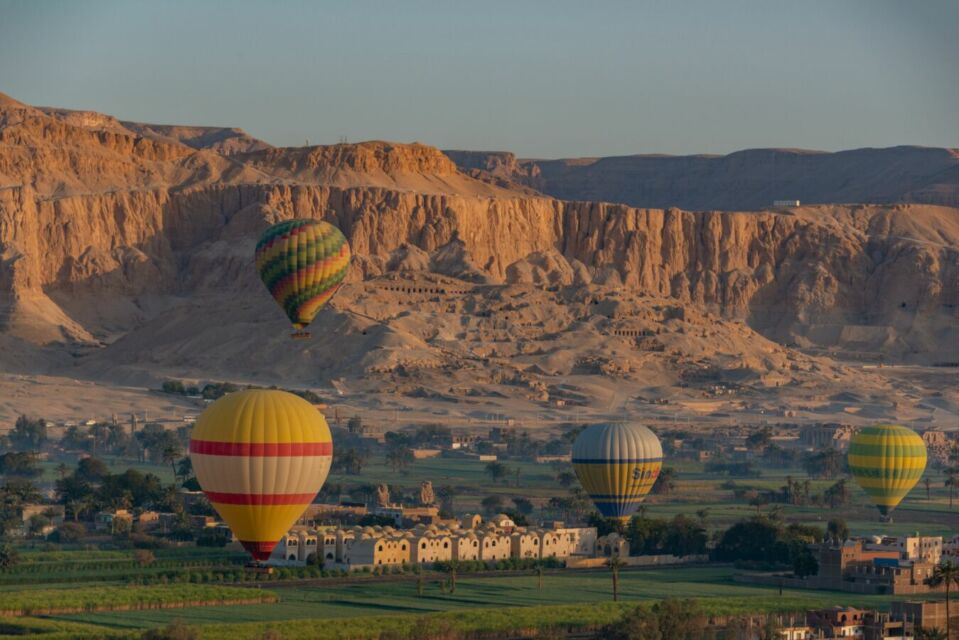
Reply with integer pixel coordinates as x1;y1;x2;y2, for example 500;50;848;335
255;219;351;330
572;423;663;523
190;389;333;561
848;424;926;516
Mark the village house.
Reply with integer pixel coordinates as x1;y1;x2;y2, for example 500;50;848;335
270;517;599;569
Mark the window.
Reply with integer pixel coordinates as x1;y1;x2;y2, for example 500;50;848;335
421;542;427;549
443;541;449;549
378;544;383;552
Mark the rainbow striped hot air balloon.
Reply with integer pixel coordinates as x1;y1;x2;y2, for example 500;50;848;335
848;424;927;519
190;390;333;562
572;423;663;523
255;219;351;337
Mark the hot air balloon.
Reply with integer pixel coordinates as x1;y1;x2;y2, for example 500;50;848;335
848;424;926;520
255;218;351;338
189;389;333;563
572;423;663;523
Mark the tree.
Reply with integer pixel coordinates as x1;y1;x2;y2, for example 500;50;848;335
481;495;504;514
436;485;455;512
605;604;661;640
0;452;41;477
134;549;156;567
946;468;959;509
801;448;844;479
792;547;819;577
823;479;850;508
333;448;368;475
749;493;769;515
607;556;626;601
929;563;959;640
0;543;19;571
485;462;507;484
9;416;47;451
925;476;933;500
556;471;577;488
161;445;183;481
512;496;534;516
654;598;707;640
695;508;710;528
826;518;849;544
53;521;87;542
534;560;544;589
445;561;458;594
713;518;782;563
176;458;193;482
652;467;677;495
745;427;772;451
385;446;415;472
916;627;948;640
75;457;109;482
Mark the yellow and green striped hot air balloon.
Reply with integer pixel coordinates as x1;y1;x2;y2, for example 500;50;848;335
572;423;663;523
848;424;927;518
190;389;333;563
254;219;351;337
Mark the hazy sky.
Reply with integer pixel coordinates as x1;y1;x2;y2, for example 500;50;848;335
1;0;956;158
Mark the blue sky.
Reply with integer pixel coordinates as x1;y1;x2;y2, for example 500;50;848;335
1;0;956;157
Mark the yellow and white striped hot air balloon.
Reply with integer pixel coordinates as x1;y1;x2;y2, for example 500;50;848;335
189;389;333;562
848;424;926;519
572;423;663;523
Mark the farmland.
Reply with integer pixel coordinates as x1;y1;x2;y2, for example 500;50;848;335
10;565;917;639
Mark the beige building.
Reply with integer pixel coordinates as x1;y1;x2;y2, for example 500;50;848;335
272;517;599;569
409;528;453;564
511;531;541;559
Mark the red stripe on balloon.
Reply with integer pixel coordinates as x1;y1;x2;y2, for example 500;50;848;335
190;440;332;456
206;491;318;505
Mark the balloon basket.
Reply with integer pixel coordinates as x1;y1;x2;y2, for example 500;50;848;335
290;330;311;340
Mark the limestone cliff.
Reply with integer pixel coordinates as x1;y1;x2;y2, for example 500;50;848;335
1;93;957;378
445;147;959;211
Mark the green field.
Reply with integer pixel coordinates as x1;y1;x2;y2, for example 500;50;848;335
51;566;906;632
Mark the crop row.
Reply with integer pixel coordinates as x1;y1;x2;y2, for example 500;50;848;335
0;584;277;617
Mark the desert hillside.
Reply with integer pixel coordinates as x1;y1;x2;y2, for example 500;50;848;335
445;146;959;211
0;92;956;429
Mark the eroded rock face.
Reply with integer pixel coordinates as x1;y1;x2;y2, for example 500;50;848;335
446;147;959;210
0;93;957;366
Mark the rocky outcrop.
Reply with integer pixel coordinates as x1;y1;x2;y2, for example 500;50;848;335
447;147;959;211
1;93;957;367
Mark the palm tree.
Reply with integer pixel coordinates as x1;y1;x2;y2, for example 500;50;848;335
606;556;626;601
916;627;948;640
929;563;959;640
946;469;959;509
534;561;544;589
161;444;182;481
446;561;458;594
925;477;933;500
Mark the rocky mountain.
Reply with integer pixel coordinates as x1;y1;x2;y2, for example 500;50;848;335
444;147;959;211
1;92;957;412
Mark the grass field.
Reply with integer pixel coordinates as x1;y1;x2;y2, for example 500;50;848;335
53;566;906;632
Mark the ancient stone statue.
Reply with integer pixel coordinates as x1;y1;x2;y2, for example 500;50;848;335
420;480;435;506
375;483;390;507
